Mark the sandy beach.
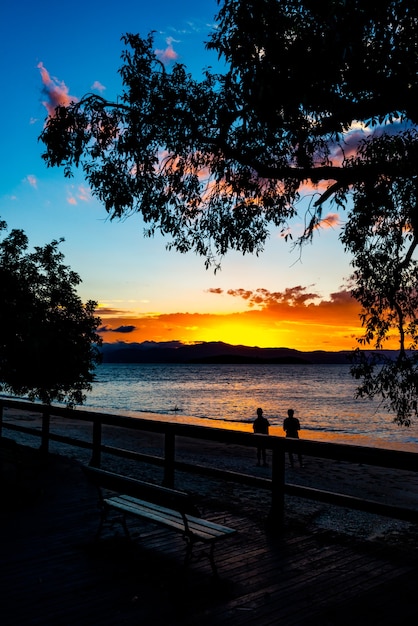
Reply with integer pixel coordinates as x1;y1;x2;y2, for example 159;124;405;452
3;406;418;550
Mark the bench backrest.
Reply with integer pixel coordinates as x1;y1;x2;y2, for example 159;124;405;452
83;465;200;516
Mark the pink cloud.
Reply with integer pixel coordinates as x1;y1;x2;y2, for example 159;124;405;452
26;175;37;189
77;185;91;202
66;185;91;205
91;80;105;93
327;120;411;166
155;37;179;65
37;62;78;116
328;128;367;164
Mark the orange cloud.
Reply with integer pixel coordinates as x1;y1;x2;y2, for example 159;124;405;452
316;213;340;229
226;286;321;307
37;62;78;116
97;287;382;351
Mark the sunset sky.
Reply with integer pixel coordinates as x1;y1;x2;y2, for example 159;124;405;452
0;0;378;351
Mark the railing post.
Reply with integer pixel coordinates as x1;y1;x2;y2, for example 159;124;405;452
90;417;102;467
267;439;286;532
40;410;50;456
163;429;175;488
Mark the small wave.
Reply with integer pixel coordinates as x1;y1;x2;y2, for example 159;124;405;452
177;413;253;424
303;424;349;434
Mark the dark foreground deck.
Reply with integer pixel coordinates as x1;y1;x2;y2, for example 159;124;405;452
1;449;418;626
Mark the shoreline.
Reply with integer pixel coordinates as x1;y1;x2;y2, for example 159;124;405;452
72;403;418;453
3;401;418;452
4;389;418;452
88;407;418;453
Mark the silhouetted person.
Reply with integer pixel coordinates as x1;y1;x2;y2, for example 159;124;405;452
283;408;303;467
253;407;270;467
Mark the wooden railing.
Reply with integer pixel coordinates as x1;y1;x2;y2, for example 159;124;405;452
1;397;418;529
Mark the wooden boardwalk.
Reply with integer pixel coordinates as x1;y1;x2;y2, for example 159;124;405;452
1;449;418;625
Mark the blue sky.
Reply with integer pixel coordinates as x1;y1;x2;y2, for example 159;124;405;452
0;0;361;350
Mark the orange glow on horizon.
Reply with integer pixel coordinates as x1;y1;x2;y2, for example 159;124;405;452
96;289;402;352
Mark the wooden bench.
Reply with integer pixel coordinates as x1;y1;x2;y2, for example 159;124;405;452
83;466;237;576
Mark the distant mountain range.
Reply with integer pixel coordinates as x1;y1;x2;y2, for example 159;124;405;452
100;340;370;364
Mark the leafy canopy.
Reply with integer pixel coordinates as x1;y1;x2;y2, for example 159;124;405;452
39;0;418;425
0;220;102;406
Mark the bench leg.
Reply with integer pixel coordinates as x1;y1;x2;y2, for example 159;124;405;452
184;537;194;568
183;538;219;578
207;544;219;578
96;506;131;540
120;513;131;539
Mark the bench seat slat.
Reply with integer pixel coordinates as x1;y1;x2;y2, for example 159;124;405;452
105;495;235;542
105;497;187;532
120;495;235;535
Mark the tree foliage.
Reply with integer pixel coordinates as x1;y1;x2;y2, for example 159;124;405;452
39;0;418;425
0;220;102;406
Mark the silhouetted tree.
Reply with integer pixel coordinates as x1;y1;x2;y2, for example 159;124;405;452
0;220;102;406
39;0;418;425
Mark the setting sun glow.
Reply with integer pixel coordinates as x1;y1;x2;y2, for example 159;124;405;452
97;286;400;351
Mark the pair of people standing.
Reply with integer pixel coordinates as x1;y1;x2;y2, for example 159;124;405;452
253;407;303;468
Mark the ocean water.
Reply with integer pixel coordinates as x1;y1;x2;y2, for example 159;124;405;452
84;363;418;451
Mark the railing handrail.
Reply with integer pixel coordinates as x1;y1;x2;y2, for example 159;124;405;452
1;397;417;469
1;397;418;529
